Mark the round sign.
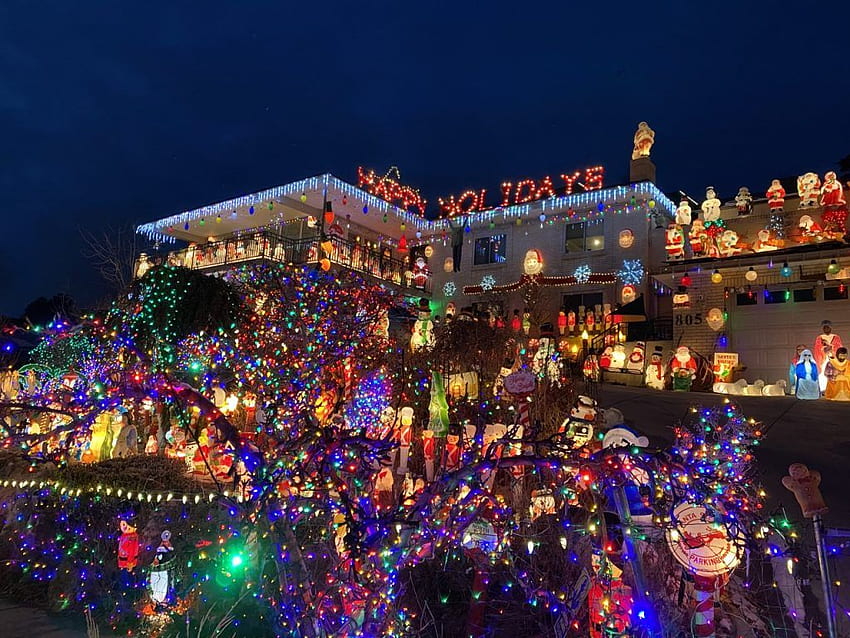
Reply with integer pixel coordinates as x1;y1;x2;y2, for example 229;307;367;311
618;229;635;248
462;518;499;553
665;502;741;577
503;370;536;396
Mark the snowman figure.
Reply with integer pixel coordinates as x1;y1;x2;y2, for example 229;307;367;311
610;344;627;370
410;298;435;351
734;187;753;216
675;199;692;225
645;346;666;390
558;395;597;448
701;187;722;222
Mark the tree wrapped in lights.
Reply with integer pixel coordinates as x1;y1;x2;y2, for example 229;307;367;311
668;401;765;528
0;256;784;637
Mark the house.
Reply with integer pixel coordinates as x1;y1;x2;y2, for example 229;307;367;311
135;173;440;296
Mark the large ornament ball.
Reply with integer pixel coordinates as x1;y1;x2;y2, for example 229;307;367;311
300;193;308;203
649;200;656;209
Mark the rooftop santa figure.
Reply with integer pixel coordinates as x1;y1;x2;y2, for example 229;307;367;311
734;187;753;216
798;214;824;241
688;219;708;257
665;224;685;260
632;121;655;159
820;171;848;235
766;179;786;211
797;172;821;208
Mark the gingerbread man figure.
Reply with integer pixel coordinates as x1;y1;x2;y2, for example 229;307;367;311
782;463;828;518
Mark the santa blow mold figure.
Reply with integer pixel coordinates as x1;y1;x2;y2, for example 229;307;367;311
734;187;753;216
797;172;821;208
412;256;430;289
820;171;848;235
670;346;697;391
688;219;709;257
665;224;685;260
766;179;786;211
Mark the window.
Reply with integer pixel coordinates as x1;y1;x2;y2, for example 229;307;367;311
793;288;816;302
471;301;503;319
736;291;757;306
763;289;789;304
824;285;848;301
565;220;605;253
563;292;604;313
473;234;507;265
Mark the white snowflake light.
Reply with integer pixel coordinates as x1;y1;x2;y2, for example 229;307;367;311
442;281;457;297
617;259;645;286
573;264;592;284
480;274;497;291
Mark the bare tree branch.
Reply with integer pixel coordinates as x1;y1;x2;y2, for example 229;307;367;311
79;225;139;292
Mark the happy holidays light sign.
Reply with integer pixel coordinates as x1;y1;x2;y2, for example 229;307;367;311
357;165;605;219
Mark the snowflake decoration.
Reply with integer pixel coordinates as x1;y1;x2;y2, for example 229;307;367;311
442;281;456;297
573;264;592;284
617;259;645;286
480;274;497;291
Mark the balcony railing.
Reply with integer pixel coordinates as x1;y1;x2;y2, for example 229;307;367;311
164;230;432;294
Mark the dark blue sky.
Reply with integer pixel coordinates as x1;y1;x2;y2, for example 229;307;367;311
2;1;848;314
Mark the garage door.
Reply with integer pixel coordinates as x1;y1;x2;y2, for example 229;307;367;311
728;286;850;384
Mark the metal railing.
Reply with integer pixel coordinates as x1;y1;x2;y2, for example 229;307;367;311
164;230;432;294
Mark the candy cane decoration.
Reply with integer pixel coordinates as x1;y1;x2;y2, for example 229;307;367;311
693;575;717;638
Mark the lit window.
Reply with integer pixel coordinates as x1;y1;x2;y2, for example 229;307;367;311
565;221;605;253
473;234;507;265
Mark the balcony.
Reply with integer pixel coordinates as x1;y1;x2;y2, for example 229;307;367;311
162;230;432;295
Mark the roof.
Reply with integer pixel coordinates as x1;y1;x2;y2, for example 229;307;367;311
136;174;677;245
136;173;440;244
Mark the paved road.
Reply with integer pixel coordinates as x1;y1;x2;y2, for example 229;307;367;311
596;384;850;527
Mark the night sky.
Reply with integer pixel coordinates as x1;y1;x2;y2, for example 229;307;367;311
2;1;848;315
